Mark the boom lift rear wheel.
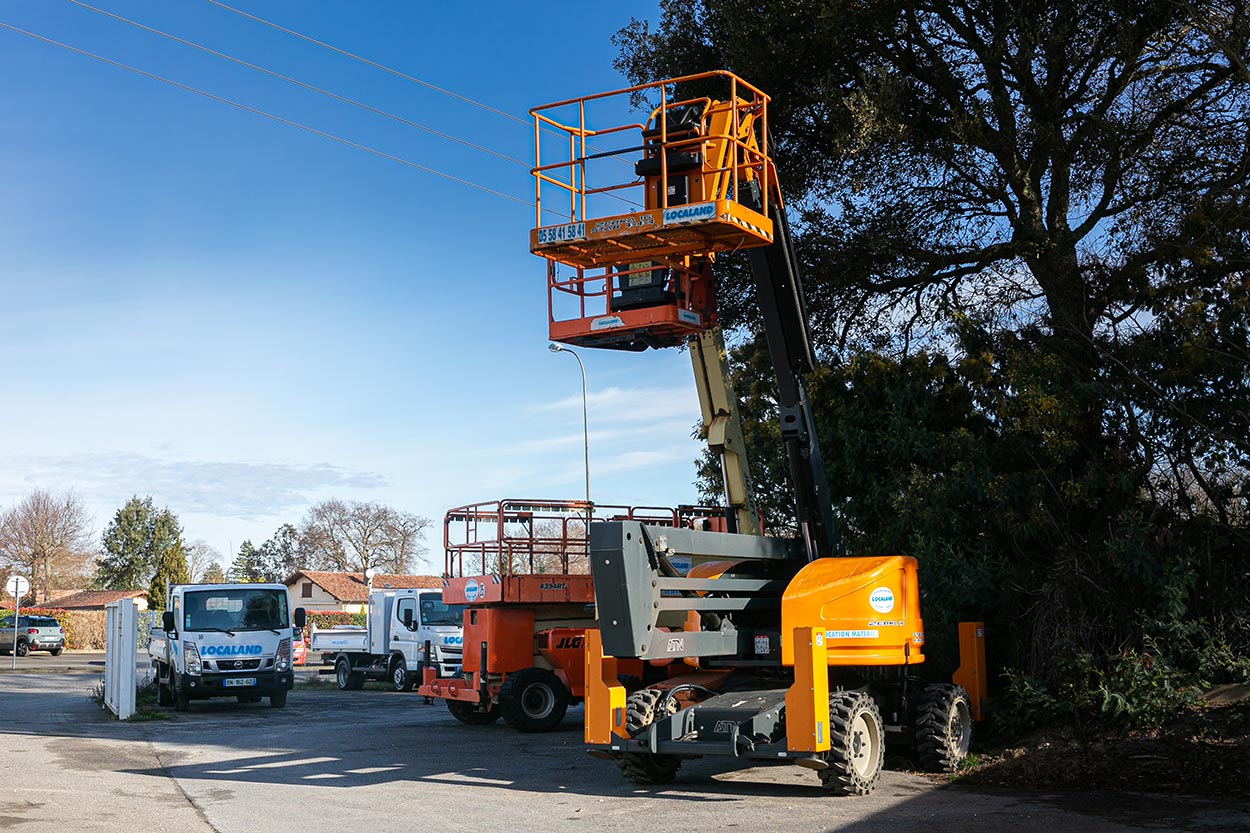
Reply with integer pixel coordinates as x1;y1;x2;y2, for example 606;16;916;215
819;691;884;796
914;683;972;772
446;698;501;725
498;667;570;732
618;688;682;785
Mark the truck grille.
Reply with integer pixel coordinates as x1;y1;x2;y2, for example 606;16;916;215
213;658;262;671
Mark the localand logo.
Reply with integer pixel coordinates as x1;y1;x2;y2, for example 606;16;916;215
464;579;481;603
662;202;716;224
869;587;895;613
590;316;624;331
443;635;463;645
199;644;263;657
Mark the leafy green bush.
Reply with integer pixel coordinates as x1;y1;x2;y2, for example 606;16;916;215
304;610;367;642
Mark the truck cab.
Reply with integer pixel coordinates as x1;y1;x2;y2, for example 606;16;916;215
149;582;306;710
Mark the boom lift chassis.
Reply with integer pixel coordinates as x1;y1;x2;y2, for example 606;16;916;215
530;72;987;794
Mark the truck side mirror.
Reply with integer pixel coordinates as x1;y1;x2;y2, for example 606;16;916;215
161;610;175;633
293;608;307;629
401;608;414;629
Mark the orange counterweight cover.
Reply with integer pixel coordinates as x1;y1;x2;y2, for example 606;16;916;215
461;608;535;675
780;556;925;667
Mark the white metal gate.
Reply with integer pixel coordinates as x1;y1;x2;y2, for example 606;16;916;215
104;599;137;720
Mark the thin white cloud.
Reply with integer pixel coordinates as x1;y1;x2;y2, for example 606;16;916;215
2;452;387;519
534;385;699;424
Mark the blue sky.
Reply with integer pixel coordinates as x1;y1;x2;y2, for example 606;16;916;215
0;0;712;572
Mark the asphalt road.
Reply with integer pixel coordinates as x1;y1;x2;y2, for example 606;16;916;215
1;673;1246;833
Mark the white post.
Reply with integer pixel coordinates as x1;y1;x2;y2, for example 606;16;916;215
5;575;29;671
104;599;137;720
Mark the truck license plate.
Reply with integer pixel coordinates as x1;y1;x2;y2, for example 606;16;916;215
224;677;256;687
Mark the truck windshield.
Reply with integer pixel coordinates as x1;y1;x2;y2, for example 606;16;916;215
183;588;290;632
420;596;464;627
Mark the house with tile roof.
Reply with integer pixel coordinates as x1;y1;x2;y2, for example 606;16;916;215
282;571;442;612
43;589;149;612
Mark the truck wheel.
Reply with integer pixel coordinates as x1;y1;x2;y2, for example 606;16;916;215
819;691;884;796
499;667;570;732
15;640;28;657
156;668;173;707
391;657;412;692
269;690;288;708
446;698;500;725
335;656;365;691
173;682;190;713
915;684;973;772
618;688;681;784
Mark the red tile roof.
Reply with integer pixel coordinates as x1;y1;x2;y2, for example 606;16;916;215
283;571;441;603
43;590;148;610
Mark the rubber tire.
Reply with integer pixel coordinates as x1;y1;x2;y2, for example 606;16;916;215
915;684;973;772
49;647;63;657
336;656;365;691
269;690;288;708
173;682;190;713
14;640;28;657
391;657;412;692
498;667;570;732
446;698;501;725
618;688;682;785
156;668;173;707
819;691;884;796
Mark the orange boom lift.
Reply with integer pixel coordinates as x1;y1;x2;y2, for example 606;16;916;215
530;72;986;794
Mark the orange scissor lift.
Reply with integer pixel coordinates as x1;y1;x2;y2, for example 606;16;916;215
529;72;986;795
418;499;724;732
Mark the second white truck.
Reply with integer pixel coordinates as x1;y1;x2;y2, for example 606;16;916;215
310;588;463;691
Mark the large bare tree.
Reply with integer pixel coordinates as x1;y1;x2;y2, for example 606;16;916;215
0;489;95;602
298;499;431;574
184;540;224;583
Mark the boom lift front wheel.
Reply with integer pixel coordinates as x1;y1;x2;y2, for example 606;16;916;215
819;691;884;796
498;667;570;732
618;688;682;785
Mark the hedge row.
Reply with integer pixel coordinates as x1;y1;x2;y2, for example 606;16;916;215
0;607;107;650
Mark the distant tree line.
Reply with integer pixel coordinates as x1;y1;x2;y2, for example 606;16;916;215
0;489;430;612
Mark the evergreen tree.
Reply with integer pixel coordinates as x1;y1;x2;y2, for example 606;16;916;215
147;539;190;612
255;524;302;582
94;496;182;590
229;540;262;582
201;562;226;583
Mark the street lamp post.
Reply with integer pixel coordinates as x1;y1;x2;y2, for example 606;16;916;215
548;344;591;540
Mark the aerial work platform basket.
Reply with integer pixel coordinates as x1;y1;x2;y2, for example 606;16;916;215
441;498;725;606
529;72;780;350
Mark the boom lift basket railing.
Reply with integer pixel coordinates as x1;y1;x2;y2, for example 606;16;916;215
530;72;779;350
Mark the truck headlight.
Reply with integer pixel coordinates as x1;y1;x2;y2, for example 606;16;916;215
183;641;202;676
276;637;292;672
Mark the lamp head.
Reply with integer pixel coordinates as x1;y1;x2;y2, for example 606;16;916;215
548;343;565;353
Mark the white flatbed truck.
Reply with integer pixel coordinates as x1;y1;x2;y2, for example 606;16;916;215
310;588;464;692
149;582;306;710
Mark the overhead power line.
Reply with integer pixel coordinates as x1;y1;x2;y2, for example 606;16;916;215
201;0;530;128
198;0;642;184
64;0;528;168
0;22;535;209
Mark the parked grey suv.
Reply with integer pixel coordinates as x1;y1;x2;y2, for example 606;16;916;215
1;615;66;656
